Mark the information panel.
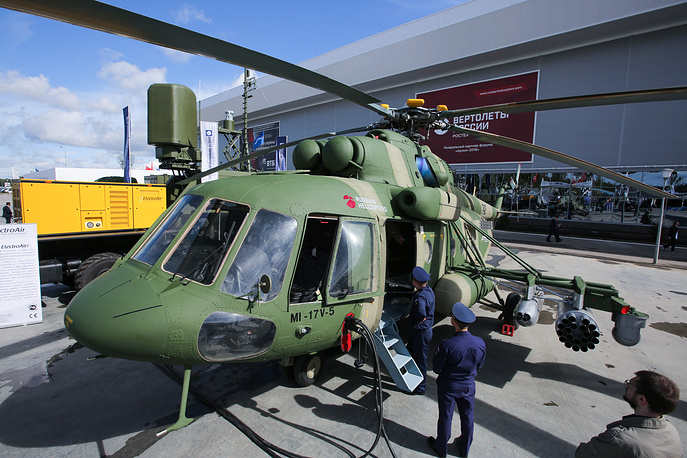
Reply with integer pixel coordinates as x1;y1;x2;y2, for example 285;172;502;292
248;121;281;172
0;224;42;329
418;72;539;165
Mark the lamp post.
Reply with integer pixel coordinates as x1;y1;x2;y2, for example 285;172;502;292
653;168;673;264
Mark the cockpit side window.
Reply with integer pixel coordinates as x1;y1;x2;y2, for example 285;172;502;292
163;199;250;284
221;209;297;302
132;194;204;266
329;220;375;298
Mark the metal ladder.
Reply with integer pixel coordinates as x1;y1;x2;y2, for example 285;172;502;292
373;314;423;393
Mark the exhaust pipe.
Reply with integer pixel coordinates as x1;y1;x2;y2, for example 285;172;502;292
515;298;542;327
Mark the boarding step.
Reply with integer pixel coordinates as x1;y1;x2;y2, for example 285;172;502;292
373;316;422;393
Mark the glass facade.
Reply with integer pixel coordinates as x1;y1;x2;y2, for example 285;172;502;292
455;169;686;225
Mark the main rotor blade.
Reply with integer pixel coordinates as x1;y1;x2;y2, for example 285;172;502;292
441;87;687;118
0;0;391;116
178;125;374;185
447;125;673;199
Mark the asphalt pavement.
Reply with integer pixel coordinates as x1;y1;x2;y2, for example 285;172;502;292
0;235;686;457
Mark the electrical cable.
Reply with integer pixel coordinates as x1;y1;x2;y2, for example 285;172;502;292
155;315;398;458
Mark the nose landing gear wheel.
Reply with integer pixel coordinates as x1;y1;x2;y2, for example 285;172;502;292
293;353;323;386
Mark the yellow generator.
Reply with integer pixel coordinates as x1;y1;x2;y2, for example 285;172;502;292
12;179;167;289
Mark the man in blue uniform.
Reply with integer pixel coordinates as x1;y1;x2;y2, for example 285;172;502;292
428;302;486;458
408;266;435;395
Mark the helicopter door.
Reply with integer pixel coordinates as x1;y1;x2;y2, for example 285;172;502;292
289;216;338;304
383;221;416;317
326;218;379;304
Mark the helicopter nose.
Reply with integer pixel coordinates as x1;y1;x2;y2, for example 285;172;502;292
64;267;169;361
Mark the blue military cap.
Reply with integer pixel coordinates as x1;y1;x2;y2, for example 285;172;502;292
451;302;476;324
412;266;430;283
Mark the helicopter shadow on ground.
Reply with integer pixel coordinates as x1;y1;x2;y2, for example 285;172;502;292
280;340;579;457
0;340;310;455
0;344;199;450
179;347;402;456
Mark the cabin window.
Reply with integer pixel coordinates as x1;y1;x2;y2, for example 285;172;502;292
221;209;297;302
162;199;249;284
329;220;375;298
132;194;204;266
290;217;338;303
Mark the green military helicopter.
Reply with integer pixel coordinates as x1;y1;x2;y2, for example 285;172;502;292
3;0;685;434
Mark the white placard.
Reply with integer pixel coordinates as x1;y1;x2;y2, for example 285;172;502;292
200;121;219;182
0;224;42;329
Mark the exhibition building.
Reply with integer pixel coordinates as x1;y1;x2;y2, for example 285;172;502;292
200;0;687;224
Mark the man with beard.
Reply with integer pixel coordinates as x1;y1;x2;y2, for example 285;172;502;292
575;370;682;457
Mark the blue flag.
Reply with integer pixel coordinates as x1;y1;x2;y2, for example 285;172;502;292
123;106;131;183
253;131;264;149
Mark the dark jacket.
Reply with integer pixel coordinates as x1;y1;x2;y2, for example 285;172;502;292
667;224;678;240
433;330;486;389
409;286;435;332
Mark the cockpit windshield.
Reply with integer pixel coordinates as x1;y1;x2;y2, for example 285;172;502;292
133;194;204;266
221;209;297;302
163;199;250;284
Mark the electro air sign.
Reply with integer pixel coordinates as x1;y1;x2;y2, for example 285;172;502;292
418;71;538;165
0;224;42;329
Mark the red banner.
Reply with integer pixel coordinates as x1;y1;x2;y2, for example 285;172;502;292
418;72;538;164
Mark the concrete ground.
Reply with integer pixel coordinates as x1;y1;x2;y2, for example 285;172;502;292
0;238;685;457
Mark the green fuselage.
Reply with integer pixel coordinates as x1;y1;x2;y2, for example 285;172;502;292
64;131;497;366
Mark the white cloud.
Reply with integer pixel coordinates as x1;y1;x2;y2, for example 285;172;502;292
0;61;163;177
0;71;81;110
87;96;121;114
174;4;212;24
98;61;167;93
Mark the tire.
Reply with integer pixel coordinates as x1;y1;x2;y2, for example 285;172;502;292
293;353;323;386
74;252;121;291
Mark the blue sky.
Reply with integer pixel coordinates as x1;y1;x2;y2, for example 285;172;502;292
0;0;466;179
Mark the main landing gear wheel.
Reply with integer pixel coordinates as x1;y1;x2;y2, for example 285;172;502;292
293;353;323;386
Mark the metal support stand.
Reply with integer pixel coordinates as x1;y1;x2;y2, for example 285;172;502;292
158;367;194;435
